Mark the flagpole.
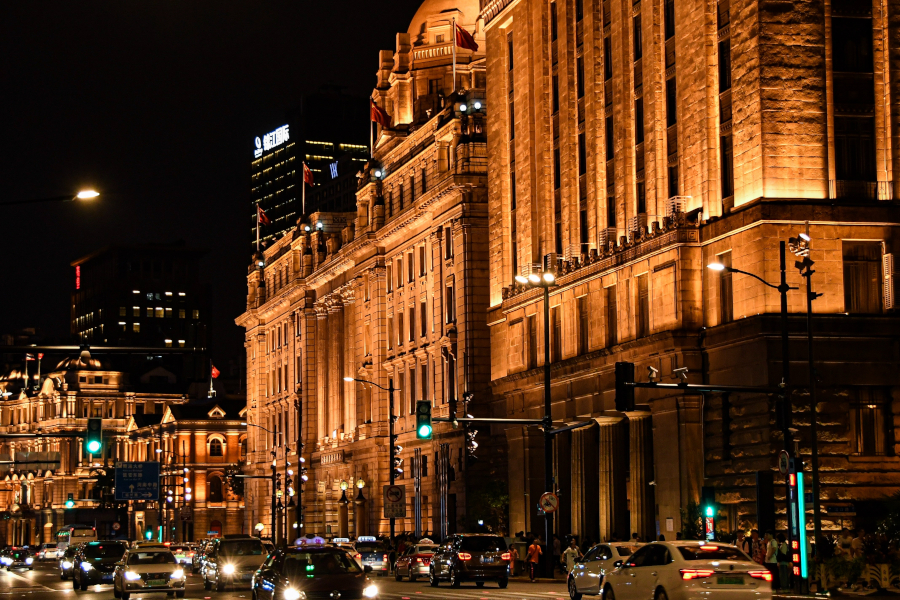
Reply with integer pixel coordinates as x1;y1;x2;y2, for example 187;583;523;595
302;165;306;215
36;356;41;392
256;205;260;254
452;17;457;93
370;108;374;159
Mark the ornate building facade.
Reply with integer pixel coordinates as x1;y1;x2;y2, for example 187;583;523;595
237;0;497;542
0;356;245;545
483;0;899;541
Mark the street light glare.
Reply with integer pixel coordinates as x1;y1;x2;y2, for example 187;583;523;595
343;376;354;382
707;262;726;271
542;272;556;283
514;275;528;284
799;233;811;242
527;273;541;284
76;190;99;200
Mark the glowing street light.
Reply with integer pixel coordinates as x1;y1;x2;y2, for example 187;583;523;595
76;190;100;200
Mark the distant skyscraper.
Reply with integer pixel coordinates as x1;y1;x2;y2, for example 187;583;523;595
250;89;369;255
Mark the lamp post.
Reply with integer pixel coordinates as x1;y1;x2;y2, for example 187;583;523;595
155;449;189;542
789;232;823;559
1;190;100;206
513;269;557;575
243;422;279;544
345;377;397;542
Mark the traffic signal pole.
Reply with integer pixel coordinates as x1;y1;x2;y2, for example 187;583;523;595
388;379;396;543
542;285;554;575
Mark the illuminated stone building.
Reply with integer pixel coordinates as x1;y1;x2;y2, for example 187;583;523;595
237;0;492;541
0;356;245;545
483;0;899;540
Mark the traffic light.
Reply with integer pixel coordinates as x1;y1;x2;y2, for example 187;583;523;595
615;362;635;412
701;486;716;540
86;418;103;454
65;493;75;509
416;401;433;439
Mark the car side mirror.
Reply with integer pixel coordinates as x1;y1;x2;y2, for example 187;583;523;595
364;565;373;573
614;560;624;568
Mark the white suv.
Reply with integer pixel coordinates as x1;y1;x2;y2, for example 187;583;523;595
602;541;773;600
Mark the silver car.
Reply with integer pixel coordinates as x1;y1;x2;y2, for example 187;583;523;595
568;542;641;599
202;536;267;591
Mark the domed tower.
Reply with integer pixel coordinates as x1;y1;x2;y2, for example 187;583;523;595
372;0;483;133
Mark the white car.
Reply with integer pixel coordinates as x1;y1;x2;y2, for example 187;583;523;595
568;542;642;599
113;549;186;600
601;541;773;600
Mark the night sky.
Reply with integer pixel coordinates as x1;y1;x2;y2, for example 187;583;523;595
1;1;423;365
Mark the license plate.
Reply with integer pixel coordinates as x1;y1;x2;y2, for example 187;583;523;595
482;557;494;564
147;579;166;586
717;576;745;585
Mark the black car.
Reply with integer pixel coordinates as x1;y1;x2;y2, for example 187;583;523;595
251;545;379;600
72;541;128;589
59;545;80;579
430;534;509;588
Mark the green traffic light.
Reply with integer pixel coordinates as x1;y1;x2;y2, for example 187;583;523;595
87;440;101;453
705;506;714;518
418;424;433;438
65;499;75;508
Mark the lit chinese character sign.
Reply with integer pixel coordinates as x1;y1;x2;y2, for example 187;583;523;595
254;125;290;158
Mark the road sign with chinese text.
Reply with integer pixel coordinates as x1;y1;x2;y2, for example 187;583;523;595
115;461;160;501
383;484;406;518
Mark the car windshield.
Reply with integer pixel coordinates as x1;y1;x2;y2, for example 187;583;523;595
615;546;635;557
283;551;362;578
678;546;751;562
128;551;176;565
220;540;265;557
460;537;506;552
83;543;127;560
355;543;386;553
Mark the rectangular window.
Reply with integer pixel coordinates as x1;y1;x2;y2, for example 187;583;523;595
397;257;403;288
552;75;560;113
580;209;589;248
133;322;140;333
421;168;427;194
428;78;442;94
399;183;404;210
832;17;874;73
409;367;417;413
146;307;154;318
507;31;514;70
420;299;427;337
388;316;394;350
606;285;618;346
193;309;199;319
637;182;646;214
409;306;415;342
577;57;585;98
155;307;164;318
527;315;538;368
666;78;677;126
511;172;517;210
398;311;405;347
851;388;892;456
421;360;429;402
551;2;558;41
444;227;453;259
664;0;675;39
133;306;140;317
179;309;186;319
721;135;735;198
637;274;650;337
607;196;616;228
419;246;427;276
668;164;679;198
408;252;414;282
633;15;642;59
604;37;613;80
605;115;614;158
446;352;457;403
509;101;515;140
577;296;588;354
119;306;126;317
578;133;587;175
635;98;645;144
554;148;562;189
446;281;455;322
551;306;561;362
576;0;584;21
718;251;734;324
422;455;429;477
835;116;876;182
164;307;172;318
386;263;393;293
843;241;882;313
718;40;732;93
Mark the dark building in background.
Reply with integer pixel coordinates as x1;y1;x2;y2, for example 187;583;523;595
70;242;210;384
250;88;369;254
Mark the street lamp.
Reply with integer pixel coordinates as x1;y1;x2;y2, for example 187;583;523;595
243;421;280;544
1;189;100;206
513;268;557;575
344;376;398;542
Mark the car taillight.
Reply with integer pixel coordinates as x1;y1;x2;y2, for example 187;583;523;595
748;570;773;582
355;553;361;560
501;552;511;561
417;558;423;563
188;552;195;557
458;552;472;561
383;554;388;562
680;569;714;580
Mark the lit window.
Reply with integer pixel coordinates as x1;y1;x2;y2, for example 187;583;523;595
165;292;172;296
146;307;154;318
118;321;126;325
155;307;164;318
133;323;140;333
133;306;140;317
178;340;185;348
179;309;186;319
193;310;200;319
133;290;140;294
165;307;173;318
178;292;186;297
119;307;126;317
209;439;224;457
165;339;173;347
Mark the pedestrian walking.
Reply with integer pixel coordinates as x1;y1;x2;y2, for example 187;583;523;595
562;539;582;573
740;529;763;564
776;533;791;592
764;531;780;590
526;538;542;583
508;545;519;577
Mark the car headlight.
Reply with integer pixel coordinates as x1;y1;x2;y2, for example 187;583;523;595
81;561;94;571
171;569;184;579
363;584;379;598
26;558;33;565
283;589;303;600
124;571;142;581
223;564;235;574
62;561;73;569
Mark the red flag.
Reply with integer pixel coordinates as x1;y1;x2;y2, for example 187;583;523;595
303;163;314;186
455;23;479;52
211;365;220;379
257;205;271;226
370;99;390;127
37;353;44;360
24;354;35;361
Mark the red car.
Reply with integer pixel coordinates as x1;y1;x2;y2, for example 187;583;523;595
394;541;438;582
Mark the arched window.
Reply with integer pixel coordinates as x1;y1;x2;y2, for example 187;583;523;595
209;438;223;457
208;475;224;503
239;438;248;461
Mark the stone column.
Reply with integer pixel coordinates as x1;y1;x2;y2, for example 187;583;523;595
328;297;344;436
570;423;599;542
354;489;368;537
626;412;655;542
338;491;349;538
315;302;328;440
595;417;628;542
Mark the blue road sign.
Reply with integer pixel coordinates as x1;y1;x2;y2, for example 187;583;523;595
115;461;160;501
